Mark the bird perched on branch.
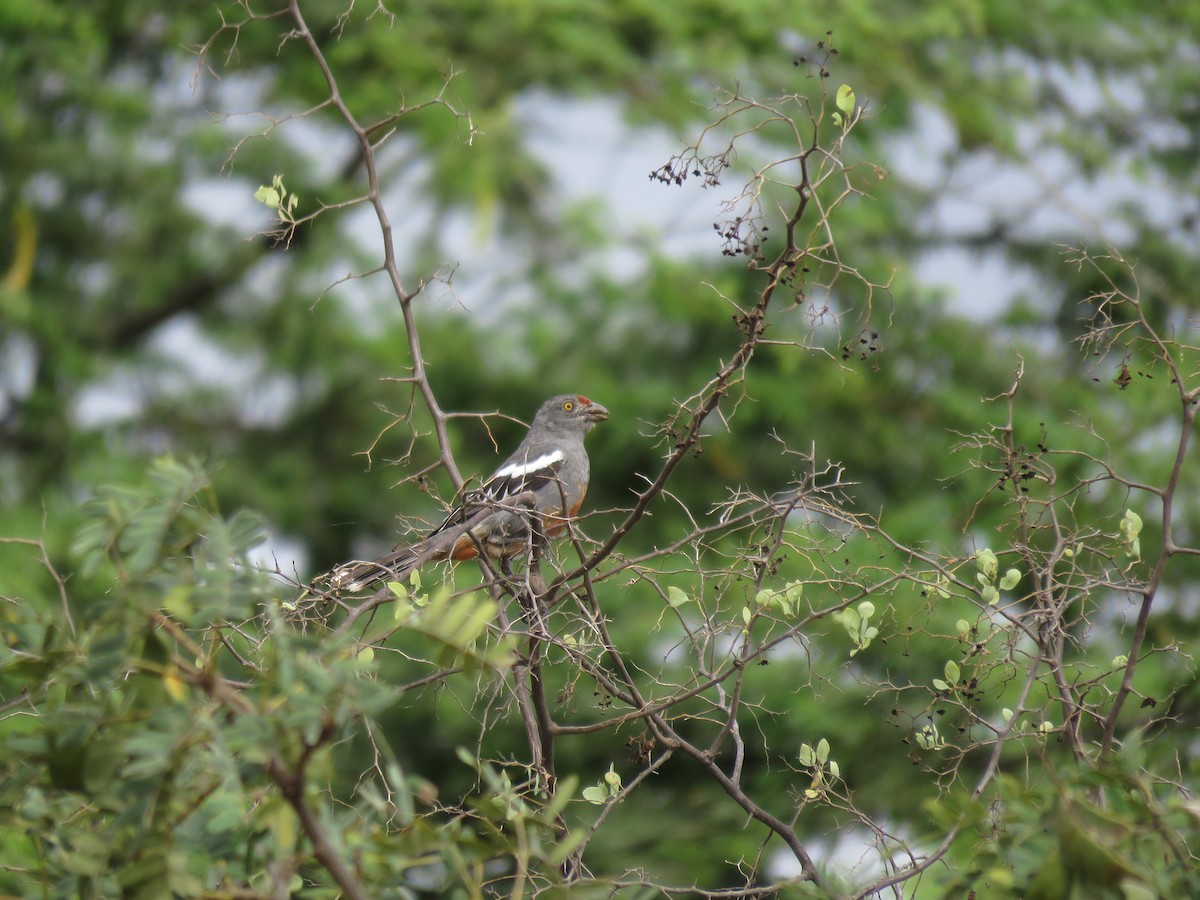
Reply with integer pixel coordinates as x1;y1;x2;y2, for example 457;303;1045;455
326;394;608;592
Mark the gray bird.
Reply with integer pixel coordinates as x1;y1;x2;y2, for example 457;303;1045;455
328;394;608;591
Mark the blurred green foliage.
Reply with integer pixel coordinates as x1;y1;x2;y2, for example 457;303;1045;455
2;0;1198;896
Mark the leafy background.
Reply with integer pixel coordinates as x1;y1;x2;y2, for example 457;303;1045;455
2;0;1198;896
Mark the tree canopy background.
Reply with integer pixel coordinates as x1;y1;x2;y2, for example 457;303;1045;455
1;1;1197;897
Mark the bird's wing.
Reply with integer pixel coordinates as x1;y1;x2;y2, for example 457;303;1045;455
477;448;567;505
427;448;567;535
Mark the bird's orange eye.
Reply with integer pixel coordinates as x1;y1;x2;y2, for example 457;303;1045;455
562;400;574;411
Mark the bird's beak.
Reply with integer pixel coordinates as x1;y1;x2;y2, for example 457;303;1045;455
585;402;609;421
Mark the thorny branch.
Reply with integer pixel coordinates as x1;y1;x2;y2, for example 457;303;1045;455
238;17;897;889
193;7;1199;897
855;248;1200;897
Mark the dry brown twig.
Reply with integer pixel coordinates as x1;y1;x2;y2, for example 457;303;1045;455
194;6;1199;895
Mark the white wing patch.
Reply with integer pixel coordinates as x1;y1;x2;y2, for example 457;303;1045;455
492;449;564;483
420;447;566;542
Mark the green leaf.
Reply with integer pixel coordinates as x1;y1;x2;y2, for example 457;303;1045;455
916;725;939;750
404;590;516;671
974;548;998;581
543;775;579;821
254;185;281;208
60;847;108;877
227;508;267;552
836;83;856;117
667;586;693;608
1119;879;1158;900
999;568;1021;591
545;827;587;868
257;799;298;856
944;660;960;684
114;848;169;893
1120;509;1143;538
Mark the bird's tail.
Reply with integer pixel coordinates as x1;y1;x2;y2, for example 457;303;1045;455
318;506;491;595
323;547;421;594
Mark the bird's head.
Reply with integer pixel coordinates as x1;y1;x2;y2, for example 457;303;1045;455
537;394;609;433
